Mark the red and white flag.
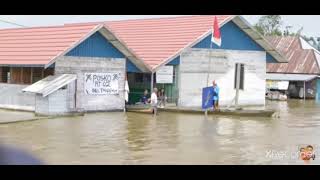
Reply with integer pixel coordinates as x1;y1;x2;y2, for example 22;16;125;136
211;16;221;47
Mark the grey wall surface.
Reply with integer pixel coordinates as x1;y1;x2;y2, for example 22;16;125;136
35;95;49;115
35;89;69;115
35;82;75;115
55;56;126;112
179;48;266;108
0;83;35;109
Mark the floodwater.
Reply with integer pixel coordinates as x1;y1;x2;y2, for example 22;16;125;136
1;100;320;165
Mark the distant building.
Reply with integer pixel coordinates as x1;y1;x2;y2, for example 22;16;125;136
266;36;320;100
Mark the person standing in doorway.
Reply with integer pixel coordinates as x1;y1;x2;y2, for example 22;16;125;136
151;88;158;115
212;80;220;112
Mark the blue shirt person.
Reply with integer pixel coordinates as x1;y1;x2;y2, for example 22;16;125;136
211;80;220;111
213;85;219;101
140;89;149;104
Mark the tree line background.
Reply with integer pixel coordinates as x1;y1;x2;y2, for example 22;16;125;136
254;15;320;50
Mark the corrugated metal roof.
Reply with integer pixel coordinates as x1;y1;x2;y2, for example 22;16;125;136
22;74;77;97
266;73;319;81
299;37;320;67
266;36;320;74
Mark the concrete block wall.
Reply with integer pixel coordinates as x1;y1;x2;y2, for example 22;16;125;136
66;81;76;110
48;89;68;114
0;83;35;109
35;95;49;115
35;83;74;115
55;56;126;112
179;48;266;108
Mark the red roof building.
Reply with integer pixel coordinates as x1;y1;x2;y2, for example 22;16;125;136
0;15;287;71
0;15;288;86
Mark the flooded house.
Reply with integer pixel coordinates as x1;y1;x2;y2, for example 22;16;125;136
101;15;286;107
266;36;320;100
0;23;149;114
0;15;287;114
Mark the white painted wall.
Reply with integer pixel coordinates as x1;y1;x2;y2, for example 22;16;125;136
0;83;35;110
179;49;266;108
55;56;126;112
35;81;76;115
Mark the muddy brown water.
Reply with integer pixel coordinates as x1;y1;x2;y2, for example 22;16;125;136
1;100;320;164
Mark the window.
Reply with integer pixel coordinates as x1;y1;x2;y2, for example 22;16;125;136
234;63;245;90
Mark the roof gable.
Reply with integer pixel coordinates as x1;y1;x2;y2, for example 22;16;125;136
105;15;234;70
168;20;279;65
193;21;278;63
66;31;141;72
66;31;124;58
194;21;264;50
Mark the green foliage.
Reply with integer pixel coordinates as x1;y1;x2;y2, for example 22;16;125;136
254;15;320;51
254;15;283;36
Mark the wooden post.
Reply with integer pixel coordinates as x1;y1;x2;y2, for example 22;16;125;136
20;67;23;84
41;68;44;79
9;67;12;84
0;67;2;83
304;81;306;101
151;72;154;92
74;79;77;109
30;67;33;84
235;63;241;109
205;42;213;116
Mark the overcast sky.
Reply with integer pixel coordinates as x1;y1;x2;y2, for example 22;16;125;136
0;15;318;37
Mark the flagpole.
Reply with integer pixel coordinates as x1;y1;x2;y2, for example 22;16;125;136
205;41;213;116
204;16;219;117
206;42;213;87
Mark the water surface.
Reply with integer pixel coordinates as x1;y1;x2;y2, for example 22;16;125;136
1;100;320;164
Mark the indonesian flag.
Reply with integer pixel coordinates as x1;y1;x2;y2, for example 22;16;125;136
211;16;221;47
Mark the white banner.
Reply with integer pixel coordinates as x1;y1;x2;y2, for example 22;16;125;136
266;80;289;90
84;73;120;95
156;66;173;84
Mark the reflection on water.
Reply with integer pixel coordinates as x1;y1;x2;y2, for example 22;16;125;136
1;100;320;164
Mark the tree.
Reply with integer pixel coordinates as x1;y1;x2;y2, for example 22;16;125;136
254;16;320;51
254;15;283;36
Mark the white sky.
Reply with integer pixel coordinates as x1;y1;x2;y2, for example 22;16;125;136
0;15;319;37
